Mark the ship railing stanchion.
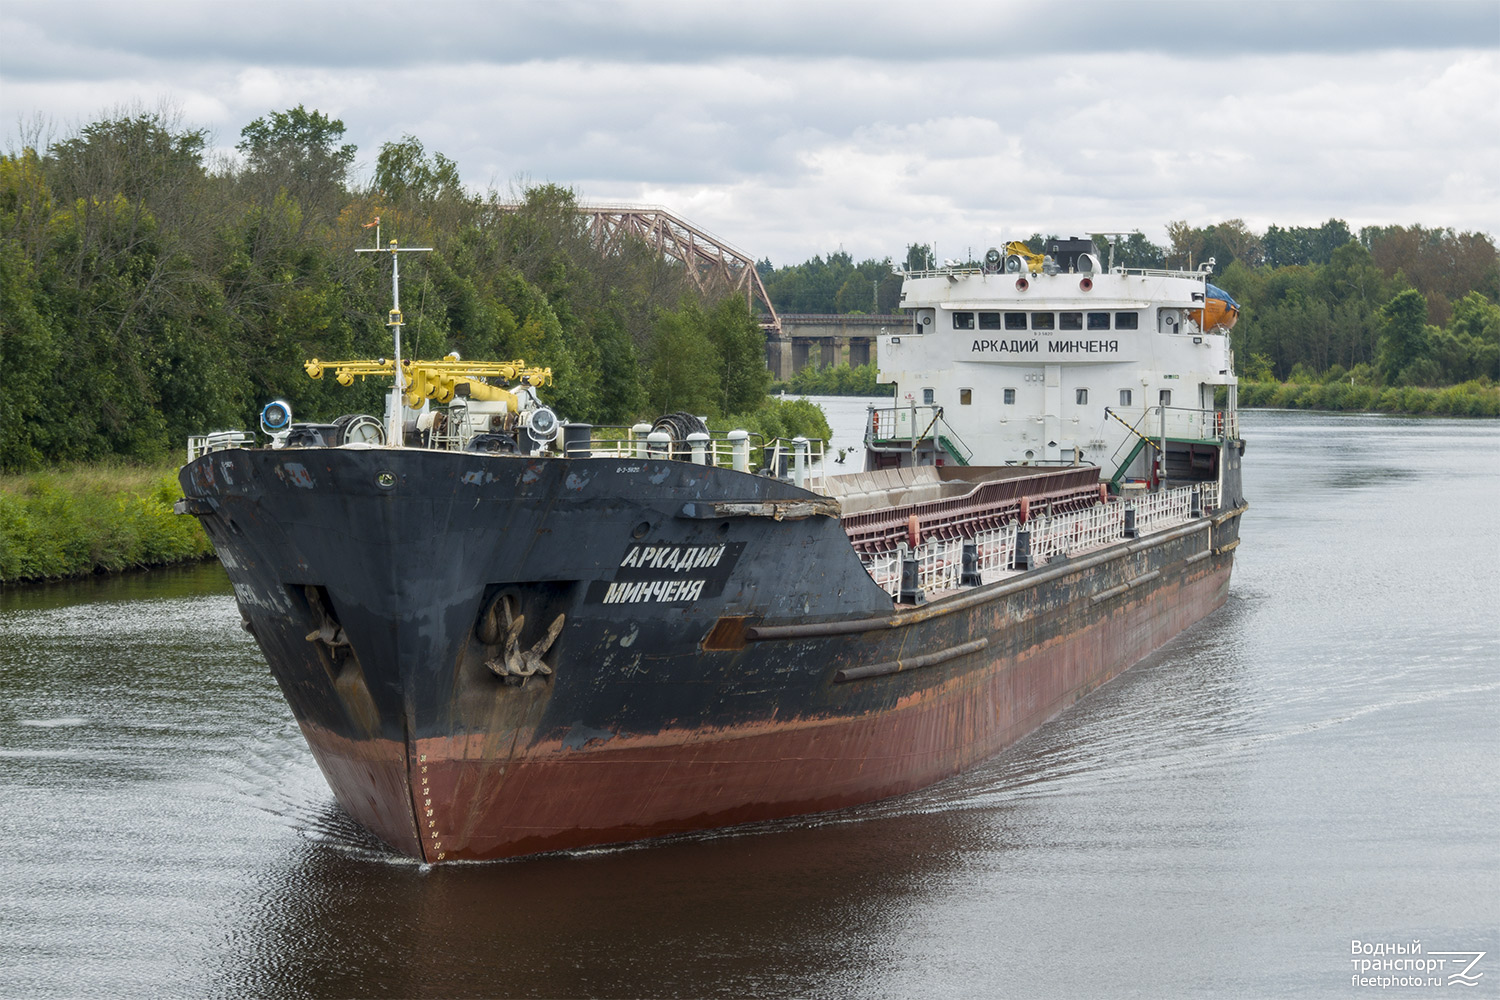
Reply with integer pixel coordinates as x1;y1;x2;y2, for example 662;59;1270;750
1158;404;1168;491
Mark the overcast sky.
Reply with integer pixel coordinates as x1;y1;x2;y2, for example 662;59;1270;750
3;0;1497;265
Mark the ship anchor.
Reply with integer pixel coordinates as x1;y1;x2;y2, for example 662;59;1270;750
480;594;564;686
304;588;351;656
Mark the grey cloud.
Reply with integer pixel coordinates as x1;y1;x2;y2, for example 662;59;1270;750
2;0;1495;83
3;6;1494;266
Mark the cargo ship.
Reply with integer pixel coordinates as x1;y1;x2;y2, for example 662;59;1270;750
177;235;1245;862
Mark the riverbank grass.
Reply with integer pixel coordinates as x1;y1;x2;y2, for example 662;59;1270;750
0;464;212;583
1237;377;1498;416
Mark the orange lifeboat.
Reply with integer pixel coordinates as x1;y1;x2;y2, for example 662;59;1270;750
1190;282;1240;332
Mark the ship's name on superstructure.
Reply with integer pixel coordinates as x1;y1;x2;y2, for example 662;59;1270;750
587;542;745;605
971;338;1121;354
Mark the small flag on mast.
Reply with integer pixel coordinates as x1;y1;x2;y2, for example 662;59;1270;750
362;216;381;229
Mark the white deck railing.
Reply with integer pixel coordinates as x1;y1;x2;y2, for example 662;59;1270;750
859;482;1217;599
187;431;256;462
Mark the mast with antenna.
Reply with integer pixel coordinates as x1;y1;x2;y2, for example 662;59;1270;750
357;218;432;446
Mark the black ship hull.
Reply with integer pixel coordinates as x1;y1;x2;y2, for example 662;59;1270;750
180;447;1244;861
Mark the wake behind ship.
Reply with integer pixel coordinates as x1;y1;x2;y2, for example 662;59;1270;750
178;236;1247;862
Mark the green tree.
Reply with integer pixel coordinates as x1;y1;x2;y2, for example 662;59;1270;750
47;111;209;235
1362;225;1500;325
646;301;720;416
834;275;873;313
1377;289;1432;385
374;135;463;203
1200;219;1263;270
1165;220;1205;269
705;296;772;415
761;250;897;314
1263;219;1354;268
1444;291;1500;381
237;105;356;215
0;240;61;470
1241;353;1276;381
1095;232;1164;269
590;309;648;423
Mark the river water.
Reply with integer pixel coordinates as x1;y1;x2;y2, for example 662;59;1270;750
2;407;1496;999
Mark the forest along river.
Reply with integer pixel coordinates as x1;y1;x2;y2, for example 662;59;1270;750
1;406;1496;1000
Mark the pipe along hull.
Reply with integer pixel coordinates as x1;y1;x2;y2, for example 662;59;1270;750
180;448;1242;861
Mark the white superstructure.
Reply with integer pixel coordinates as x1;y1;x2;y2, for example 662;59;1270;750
871;239;1239;487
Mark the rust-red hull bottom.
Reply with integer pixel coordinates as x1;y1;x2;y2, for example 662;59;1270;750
299;558;1232;862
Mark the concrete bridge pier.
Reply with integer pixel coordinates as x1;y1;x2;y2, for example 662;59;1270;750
762;314;900;380
765;337;793;380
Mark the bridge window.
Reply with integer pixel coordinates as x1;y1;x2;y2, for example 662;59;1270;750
1088;312;1111;330
960;388;972;405
923;388;935;404
1060;312;1083;331
1159;389;1172;407
1115;311;1139;330
1004;388;1016;405
1031;312;1055;331
1120;389;1133;406
1076;388;1089;405
1004;312;1027;330
978;312;1002;330
953;311;975;329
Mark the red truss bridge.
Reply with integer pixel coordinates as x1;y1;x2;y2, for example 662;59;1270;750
580;204;781;337
496;201;781;337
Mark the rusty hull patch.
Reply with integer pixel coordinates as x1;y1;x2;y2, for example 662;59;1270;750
277;462;316;489
701;616;752;651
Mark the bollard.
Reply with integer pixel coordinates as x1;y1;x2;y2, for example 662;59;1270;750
1015;528;1032;570
792;436;809;489
899;549;926;605
646;429;671;459
687;431;710;466
631;423;653;459
562;423;592;459
1123;505;1138;538
728;429;749;473
961;540;982;587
